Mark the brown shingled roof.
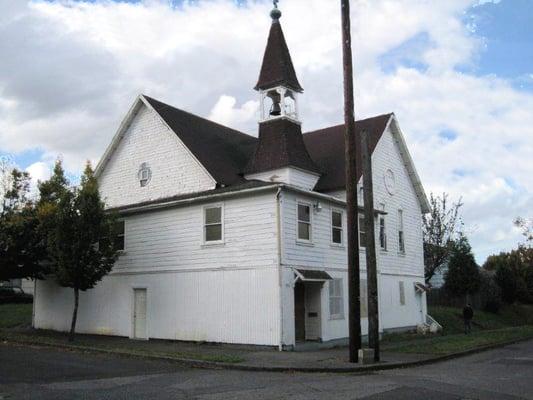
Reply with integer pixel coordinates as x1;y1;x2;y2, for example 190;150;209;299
144;95;391;193
144;95;257;186
254;20;303;93
245;118;320;174
303;114;393;192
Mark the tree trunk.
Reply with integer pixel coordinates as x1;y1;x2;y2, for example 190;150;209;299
69;287;79;342
341;0;361;363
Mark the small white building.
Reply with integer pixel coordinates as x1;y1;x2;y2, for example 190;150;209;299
34;6;430;349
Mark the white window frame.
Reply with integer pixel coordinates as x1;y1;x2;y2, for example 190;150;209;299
398;209;405;254
379;215;387;251
360;279;368;318
358;215;366;248
202;203;224;245
331;208;344;246
399;281;406;306
329;278;344;319
296;201;312;243
115;219;126;252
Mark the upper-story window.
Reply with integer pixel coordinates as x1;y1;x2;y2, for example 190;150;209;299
204;205;223;243
398;209;405;253
359;215;366;248
114;220;125;251
297;203;311;241
100;220;125;252
379;216;387;250
331;210;343;245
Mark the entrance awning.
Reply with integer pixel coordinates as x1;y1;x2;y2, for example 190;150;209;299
414;282;429;293
295;269;333;282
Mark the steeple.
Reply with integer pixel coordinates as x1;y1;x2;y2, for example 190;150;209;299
255;2;303;93
255;1;303;123
245;2;319;181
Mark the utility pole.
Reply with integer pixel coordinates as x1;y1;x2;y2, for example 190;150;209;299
362;129;380;362
341;0;361;363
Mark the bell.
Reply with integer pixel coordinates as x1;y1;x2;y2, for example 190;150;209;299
270;101;281;116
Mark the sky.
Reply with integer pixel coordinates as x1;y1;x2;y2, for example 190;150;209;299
0;0;531;263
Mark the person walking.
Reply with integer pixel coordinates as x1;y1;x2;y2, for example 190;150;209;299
463;303;474;334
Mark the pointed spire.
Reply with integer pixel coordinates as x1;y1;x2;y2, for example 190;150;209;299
254;2;303;93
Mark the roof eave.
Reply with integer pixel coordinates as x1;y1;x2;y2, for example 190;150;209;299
388;115;431;214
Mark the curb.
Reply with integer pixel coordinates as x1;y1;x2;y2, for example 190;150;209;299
1;334;533;374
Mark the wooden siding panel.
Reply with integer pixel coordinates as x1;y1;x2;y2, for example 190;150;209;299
113;193;278;273
98;104;216;208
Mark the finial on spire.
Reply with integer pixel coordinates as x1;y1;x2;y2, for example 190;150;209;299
270;0;281;21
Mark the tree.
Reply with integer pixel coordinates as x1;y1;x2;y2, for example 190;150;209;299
423;193;463;283
485;247;533;304
514;217;532;245
443;234;480;301
44;162;119;341
478;270;502;313
0;168;45;281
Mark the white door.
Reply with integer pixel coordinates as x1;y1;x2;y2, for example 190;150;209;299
133;288;147;339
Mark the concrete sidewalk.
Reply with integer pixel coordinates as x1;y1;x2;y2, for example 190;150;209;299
0;328;433;372
3;327;529;373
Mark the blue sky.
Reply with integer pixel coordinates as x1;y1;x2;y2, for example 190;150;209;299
0;0;532;263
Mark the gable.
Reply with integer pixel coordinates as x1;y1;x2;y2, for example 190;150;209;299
303;114;392;192
144;96;257;187
303;114;429;214
97;101;216;208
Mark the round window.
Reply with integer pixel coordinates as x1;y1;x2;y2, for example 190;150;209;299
138;163;152;187
384;169;395;195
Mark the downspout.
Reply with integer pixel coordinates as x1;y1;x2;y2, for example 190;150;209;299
32;279;36;328
276;187;283;351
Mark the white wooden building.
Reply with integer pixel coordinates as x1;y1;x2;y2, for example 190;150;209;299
34;6;430;349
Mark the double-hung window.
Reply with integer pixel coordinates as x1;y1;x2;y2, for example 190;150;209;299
297;203;311;241
331;210;343;245
399;281;406;305
204;205;223;243
329;278;344;319
358;216;366;248
398;209;405;253
379;216;387;250
100;220;125;252
114;220;125;251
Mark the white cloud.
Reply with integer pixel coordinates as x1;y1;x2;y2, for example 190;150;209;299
0;0;531;262
25;161;52;194
209;95;259;129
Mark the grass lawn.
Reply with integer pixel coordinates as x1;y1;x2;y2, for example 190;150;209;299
382;304;533;355
384;326;533;355
0;303;32;329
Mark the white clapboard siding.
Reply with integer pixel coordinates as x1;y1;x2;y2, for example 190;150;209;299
246;167;319;190
113;193;278;273
320;127;425;278
34;267;280;345
98;104;216;208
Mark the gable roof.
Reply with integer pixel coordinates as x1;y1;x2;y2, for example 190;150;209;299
143;95;257;186
254;20;303;92
96;95;428;213
303;114;393;192
245;118;320;174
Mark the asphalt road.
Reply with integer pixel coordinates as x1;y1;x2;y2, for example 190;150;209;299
1;340;532;399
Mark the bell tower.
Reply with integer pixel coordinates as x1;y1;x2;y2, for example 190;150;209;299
255;1;302;123
245;1;320;189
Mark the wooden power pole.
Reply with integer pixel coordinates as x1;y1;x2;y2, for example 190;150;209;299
340;0;361;363
362;130;380;362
